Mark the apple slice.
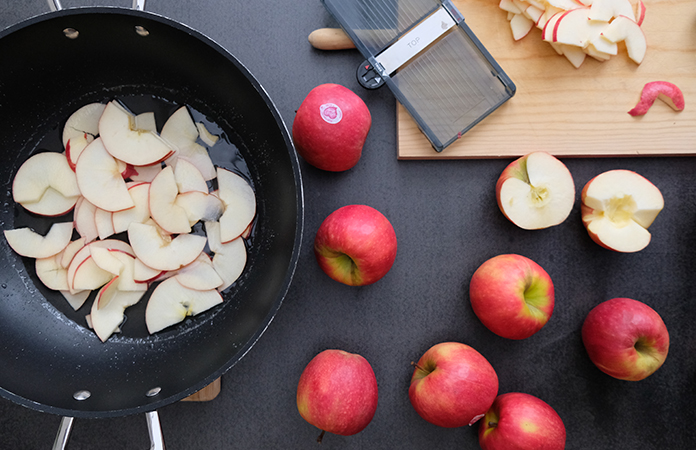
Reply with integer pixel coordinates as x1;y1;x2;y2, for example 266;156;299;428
134;111;157;132
496;152;576;230
510;13;535;40
35;252;70;291
588;0;635;22
128;162;162;183
133;257;166;283
94;207;116;240
553;8;607;48
60;289;91;311
196;122;219;147
4;222;73;259
59;237;87;269
112;182;152;234
205;220;248;291
128;222;207;271
67;239;134;292
500;0;523;14
174;159;208;193
175;191;224;226
581;169;663;252
635;0;646;26
90;246;125;276
558;43;587;68
161;106;216;181
628;81;685;116
175;253;224;291
216;167;256;243
12;151;80;215
62;102;106;149
73;197;99;243
98;101;173;166
91;248;147;292
66;133;91;171
600;15;647;64
145;276;223;334
75;137;135;212
148;166;191;234
91;276;146;342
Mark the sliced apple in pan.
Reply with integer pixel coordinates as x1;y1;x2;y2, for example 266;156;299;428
128;222;207;271
196;122;219;147
145;276;223;334
91;276;146;342
12;151;81;216
35;237;85;291
133;257;166;284
75;137;134;212
91;248;147;292
73;197;99;243
174;159;208;193
98;100;173;166
175;191;224;226
4;222;73;259
205;220;248;291
216;167;256;243
65;133;92;171
62;102;106;149
67;239;134;292
94;207;116;240
60;289;91;311
112;182;152;234
148;166;191;234
161;106;216;181
175;253;223;291
581;169;664;253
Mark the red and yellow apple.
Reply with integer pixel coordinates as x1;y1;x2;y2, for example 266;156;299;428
582;297;669;381
314;204;397;286
296;349;378;443
292;83;371;172
496;152;575;230
469;254;554;340
581;169;664;253
478;392;566;450
409;342;498;428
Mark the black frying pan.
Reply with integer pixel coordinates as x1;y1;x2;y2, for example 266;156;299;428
0;0;303;431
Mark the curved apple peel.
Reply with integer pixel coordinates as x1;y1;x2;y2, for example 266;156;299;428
628;81;685;117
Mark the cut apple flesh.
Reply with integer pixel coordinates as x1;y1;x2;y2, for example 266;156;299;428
4;222;73;259
581;169;664;252
91;276;146;342
149;166;191;234
497;152;575;230
145;277;223;334
217;167;256;242
62;102;106;149
75;138;134;212
128;222;207;271
12;151;80;215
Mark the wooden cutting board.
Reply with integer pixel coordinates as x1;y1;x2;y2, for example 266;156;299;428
397;0;696;159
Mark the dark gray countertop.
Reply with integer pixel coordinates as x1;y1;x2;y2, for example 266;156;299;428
1;1;695;449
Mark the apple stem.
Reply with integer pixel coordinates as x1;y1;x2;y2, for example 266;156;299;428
317;430;326;444
410;361;426;372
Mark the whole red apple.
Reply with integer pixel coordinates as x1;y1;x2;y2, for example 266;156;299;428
469;254;554;340
478;392;566;450
314;204;397;286
582;297;669;381
292;83;371;171
409;342;498;428
296;349;378;443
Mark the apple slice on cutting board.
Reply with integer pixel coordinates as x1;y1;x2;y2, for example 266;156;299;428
145;276;223;334
581;169;664;252
496;152;575;230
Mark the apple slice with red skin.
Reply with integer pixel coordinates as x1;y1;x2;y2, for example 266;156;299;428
175;253;223;291
35;238;86;291
128;222;207;271
145;276;223;334
75;137;135;212
582;297;669;381
628;81;685;116
98;101;173;166
112;182;152;234
296;349;378;443
589;0;635;22
469;254;555;340
67;239;135;292
73;197;99;243
174;159;208;193
4;222;73;259
635;0;646;25
478;393;566;450
91;248;147;292
216;167;256;243
12;152;81;216
581;169;663;253
496;152;575;230
62;102;106;150
600;15;647;64
205;220;247;291
161;106;216;181
148;166;191;234
510;13;535;40
553;8;607;48
175;191;224;227
94;207;116;240
128;162;162;183
91;276;146;342
409;342;498;428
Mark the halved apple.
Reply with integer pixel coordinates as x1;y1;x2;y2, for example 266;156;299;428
216;167;256;243
98;101;173;166
496;152;576;230
581;169;664;252
75;137;135;212
128;222;207;271
145;276;223;334
4;222;73;259
91;276;146;342
12;151;81;216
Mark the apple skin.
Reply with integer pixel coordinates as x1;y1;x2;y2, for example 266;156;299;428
469;254;554;340
296;349;378;440
314;204;397;286
582;297;669;381
292;83;371;172
409;342;498;428
478;392;566;450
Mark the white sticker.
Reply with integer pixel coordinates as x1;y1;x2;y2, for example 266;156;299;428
320;103;342;124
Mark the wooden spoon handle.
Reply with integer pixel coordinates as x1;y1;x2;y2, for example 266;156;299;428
308;28;356;50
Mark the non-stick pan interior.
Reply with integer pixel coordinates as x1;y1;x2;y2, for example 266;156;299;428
0;8;303;418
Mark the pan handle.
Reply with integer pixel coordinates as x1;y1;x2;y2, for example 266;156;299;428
47;0;146;11
51;412;165;449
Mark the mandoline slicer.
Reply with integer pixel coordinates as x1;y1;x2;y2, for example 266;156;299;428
321;0;516;152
